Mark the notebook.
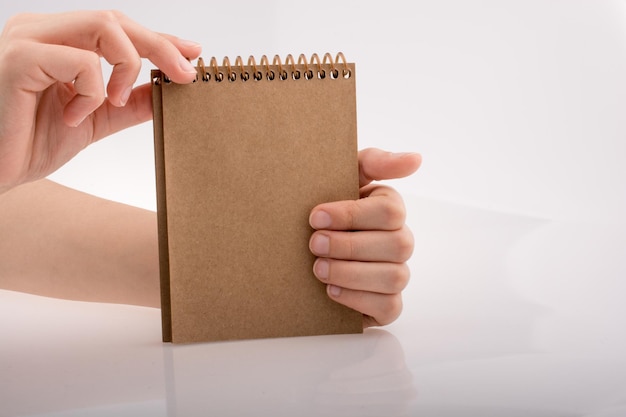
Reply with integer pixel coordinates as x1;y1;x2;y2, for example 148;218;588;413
151;53;363;343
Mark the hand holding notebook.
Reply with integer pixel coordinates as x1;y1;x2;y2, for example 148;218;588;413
0;11;420;340
0;10;201;195
308;148;421;328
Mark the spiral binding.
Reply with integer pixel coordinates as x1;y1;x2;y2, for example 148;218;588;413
154;52;352;85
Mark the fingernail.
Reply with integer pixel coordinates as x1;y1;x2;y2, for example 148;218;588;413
313;259;329;280
179;39;202;49
72;115;87;127
179;55;196;74
310;234;330;256
120;86;132;106
178;39;201;48
391;152;420;158
310;210;332;229
328;285;342;298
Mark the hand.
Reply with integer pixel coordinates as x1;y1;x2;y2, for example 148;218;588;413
0;10;202;194
309;148;422;328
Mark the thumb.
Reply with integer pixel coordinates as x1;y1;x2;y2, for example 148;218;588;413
91;83;153;141
358;148;422;187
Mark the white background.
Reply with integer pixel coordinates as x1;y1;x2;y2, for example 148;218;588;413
2;2;626;416
4;0;625;223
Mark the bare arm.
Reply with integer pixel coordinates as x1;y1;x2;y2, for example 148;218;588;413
0;179;160;307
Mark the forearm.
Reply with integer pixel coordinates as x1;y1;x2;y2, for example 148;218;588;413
0;179;160;307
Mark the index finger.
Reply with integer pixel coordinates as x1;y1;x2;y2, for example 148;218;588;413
118;13;202;80
14;11;201;78
9;11;201;103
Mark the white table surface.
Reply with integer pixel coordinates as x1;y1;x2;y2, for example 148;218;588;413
2;194;625;417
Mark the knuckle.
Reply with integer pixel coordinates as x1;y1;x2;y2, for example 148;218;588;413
82;52;105;79
394;226;415;262
90;10;126;39
98;9;125;22
378;192;406;229
345;200;361;230
379;295;403;325
2;15;20;35
1;14;34;39
109;9;126;20
116;54;142;76
0;40;27;65
388;263;411;292
4;12;29;25
84;50;102;65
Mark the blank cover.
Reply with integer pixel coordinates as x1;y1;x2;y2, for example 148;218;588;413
152;53;363;343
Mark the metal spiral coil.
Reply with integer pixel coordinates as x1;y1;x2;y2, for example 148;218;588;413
155;52;352;85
